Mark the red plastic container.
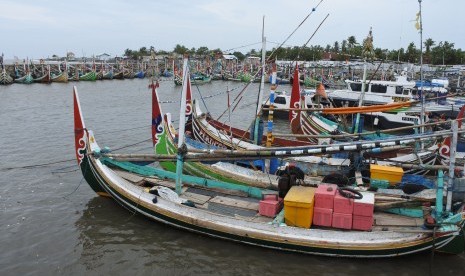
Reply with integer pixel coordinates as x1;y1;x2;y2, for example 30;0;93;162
313;207;333;227
333;191;354;214
353;192;375;217
259;199;283;217
315;184;338;209
332;212;353;229
263;194;279;201
352;215;373;231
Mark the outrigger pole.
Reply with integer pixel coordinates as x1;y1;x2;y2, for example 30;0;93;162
103;128;461;161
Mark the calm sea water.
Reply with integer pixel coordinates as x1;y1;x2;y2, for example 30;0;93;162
1;79;464;276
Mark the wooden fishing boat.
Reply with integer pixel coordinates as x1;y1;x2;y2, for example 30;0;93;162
191;73;212;85
68;67;80;82
0;67;13;85
288;66;393;143
151;81;278;189
123;69;134;79
33;72;51;83
14;71;34;84
113;70;124;80
103;70;113;80
174;73;212;86
73;83;465;257
96;70;104;80
33;66;51;83
287;66;442;175
79;71;97;81
51;70;69;83
134;71;145;79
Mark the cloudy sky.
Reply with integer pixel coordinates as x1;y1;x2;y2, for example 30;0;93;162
0;0;463;59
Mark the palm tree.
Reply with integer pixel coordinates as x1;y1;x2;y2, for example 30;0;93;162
347;36;357;58
423;38;435;63
341;40;347;53
406;42;418;63
424;38;435;53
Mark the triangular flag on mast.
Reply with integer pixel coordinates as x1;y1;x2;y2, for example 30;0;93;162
289;64;301;122
150;81;163;147
414;11;421;31
316;83;327;99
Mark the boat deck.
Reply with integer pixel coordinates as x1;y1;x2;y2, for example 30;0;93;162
114;168;429;230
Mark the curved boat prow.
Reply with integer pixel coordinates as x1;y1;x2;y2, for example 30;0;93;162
73;86;110;197
73;86;86;166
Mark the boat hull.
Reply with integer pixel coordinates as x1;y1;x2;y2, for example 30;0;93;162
79;71;97;81
81;144;464;257
0;69;13;85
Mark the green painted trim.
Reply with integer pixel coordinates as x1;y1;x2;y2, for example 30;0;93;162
156;121;258;186
385;207;424;218
101;157;268;199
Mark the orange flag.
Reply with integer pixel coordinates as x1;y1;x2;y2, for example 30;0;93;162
316;83;327;98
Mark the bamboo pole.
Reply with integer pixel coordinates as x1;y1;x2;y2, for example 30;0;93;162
271;117;463;139
187;129;461;153
101;153;450;171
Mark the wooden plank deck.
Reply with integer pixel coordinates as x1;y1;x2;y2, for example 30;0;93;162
374;213;424;227
209;196;259;211
181;192;211;205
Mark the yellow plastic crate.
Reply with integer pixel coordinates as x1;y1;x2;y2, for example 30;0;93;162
284;186;316;228
370;164;404;185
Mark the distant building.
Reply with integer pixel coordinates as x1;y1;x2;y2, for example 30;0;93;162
96;53;111;61
222;54;238;61
322;52;338;61
67;52;76;60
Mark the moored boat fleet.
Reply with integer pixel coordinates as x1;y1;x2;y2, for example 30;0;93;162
72;55;465;258
0;59;150;85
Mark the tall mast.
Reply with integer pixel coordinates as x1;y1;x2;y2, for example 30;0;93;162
256;15;266;117
354;27;374;134
266;62;277;147
175;55;189;195
253;15;266;145
418;0;425;134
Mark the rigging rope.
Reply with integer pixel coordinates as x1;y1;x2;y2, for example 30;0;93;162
215;0;325;121
267;0;325;61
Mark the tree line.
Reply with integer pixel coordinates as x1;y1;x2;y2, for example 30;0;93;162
123;36;464;65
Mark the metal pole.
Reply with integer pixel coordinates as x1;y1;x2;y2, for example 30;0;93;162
446;120;458;213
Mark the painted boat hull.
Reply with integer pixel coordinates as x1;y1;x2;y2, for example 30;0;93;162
0;69;13;85
51;71;68;83
14;72;34;84
79;71;97;81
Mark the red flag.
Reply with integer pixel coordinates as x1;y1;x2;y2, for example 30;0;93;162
289;64;301;122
